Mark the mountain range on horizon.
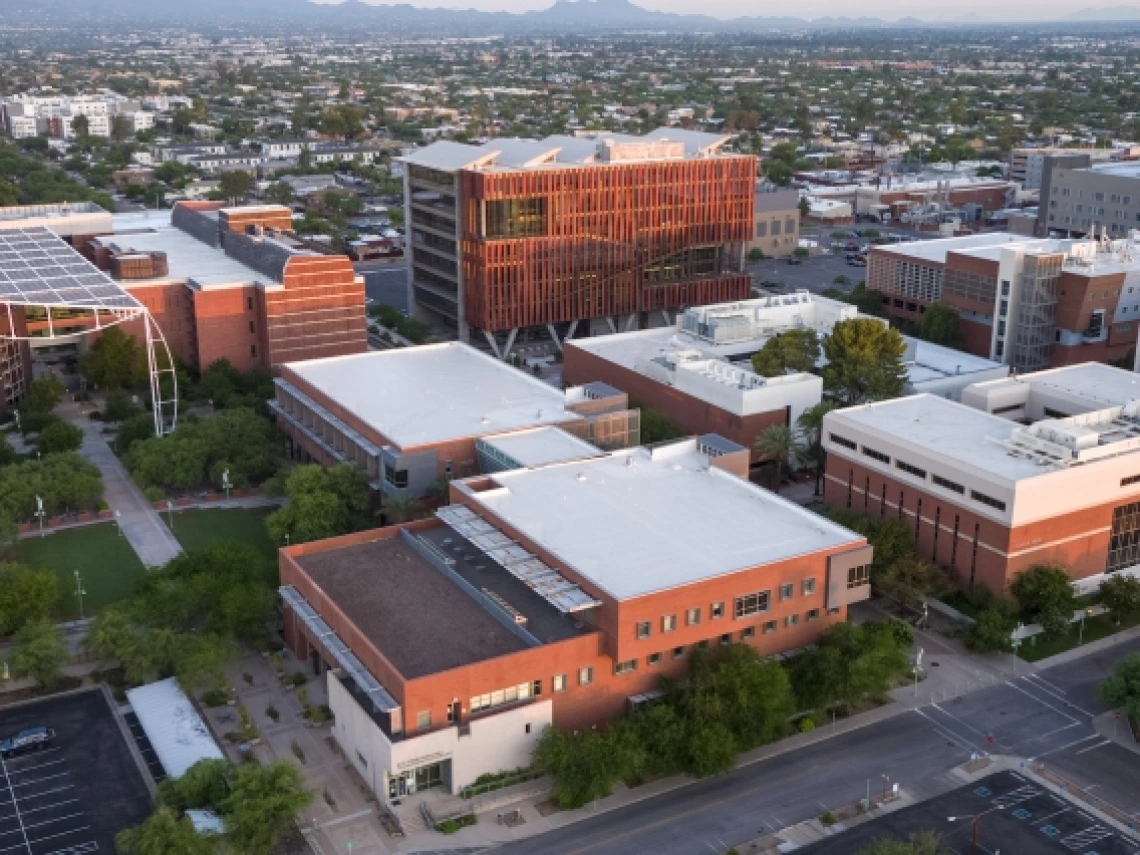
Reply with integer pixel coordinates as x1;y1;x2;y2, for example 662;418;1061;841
4;0;1140;30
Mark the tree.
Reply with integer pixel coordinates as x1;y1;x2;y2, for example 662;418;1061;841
110;114;133;144
262;181;295;206
857;831;951;855
70;114;90;140
790;621;909;711
765;159;794;186
10;619;68;690
822;318;908;405
36;419;83;455
1099;574;1140;622
1011;564;1076;637
221;760;314;855
218;170;252;204
876;554;952;608
79;326;142;390
0;564;59;636
115;807;214;855
266;464;370;545
754;424;799;493
751;328;821;377
798;196;811;220
639;408;686;445
381;496;423;524
796;401;837;496
22;374;64;413
918;303;962;347
963;609;1016;653
1100;653;1140;720
534;727;628;809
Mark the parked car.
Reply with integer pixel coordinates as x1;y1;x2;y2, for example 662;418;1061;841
787;256;803;265
847;257;867;267
0;727;55;758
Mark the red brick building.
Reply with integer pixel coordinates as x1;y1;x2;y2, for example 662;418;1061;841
279;437;871;799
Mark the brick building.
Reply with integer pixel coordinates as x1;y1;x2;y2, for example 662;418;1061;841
822;361;1140;595
279;437;871;799
564;292;1007;466
270;342;640;502
0;202;367;411
867;231;1140;371
401;129;756;357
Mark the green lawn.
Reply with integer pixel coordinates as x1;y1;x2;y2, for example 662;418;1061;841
16;523;147;620
1017;612;1140;662
164;507;279;561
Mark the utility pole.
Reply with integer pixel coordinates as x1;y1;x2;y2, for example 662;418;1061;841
74;569;86;620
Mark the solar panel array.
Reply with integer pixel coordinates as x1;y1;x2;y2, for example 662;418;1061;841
436;505;602;613
0;226;141;310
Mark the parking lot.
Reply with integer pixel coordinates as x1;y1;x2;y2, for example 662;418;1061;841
0;689;152;855
801;770;1140;855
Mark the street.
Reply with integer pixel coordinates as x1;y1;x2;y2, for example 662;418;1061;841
491;636;1140;855
359;263;408;312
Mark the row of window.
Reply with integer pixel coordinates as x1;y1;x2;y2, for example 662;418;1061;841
830;435;1007;513
633;581;818;639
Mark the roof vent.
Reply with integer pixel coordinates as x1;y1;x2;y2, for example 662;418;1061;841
625;456;635;468
577;472;587;482
536;409;544;418
481;416;490;424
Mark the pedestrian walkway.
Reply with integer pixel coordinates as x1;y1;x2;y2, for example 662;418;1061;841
61;402;183;568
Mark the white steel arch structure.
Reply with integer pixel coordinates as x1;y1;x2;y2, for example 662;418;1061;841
0;226;177;436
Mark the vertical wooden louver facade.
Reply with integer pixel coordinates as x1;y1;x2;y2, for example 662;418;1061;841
459;156;757;333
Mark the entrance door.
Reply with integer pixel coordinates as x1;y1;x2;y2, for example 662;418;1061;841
414;763;442;791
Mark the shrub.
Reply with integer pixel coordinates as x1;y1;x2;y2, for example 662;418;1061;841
36;419;84;455
290;671;307;687
437;819;459;835
143;486;164;503
265;704;279;722
964;609;1015;653
201;688;229;707
798;717;816;733
820;811;837;826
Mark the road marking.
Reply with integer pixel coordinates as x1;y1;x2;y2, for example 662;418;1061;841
1028;733;1101;761
929;702;996;743
0;751;31;855
1032;807;1071;826
1006;680;1082;723
1013;677;1093;718
1025;672;1068;695
1073;739;1111;756
913;709;979;754
4;760;65;776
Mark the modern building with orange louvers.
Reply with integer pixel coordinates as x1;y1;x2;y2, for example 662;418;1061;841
400;129;756;358
0;201;367;412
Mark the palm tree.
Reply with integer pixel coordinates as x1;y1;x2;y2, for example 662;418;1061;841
754;424;800;494
796;401;838;496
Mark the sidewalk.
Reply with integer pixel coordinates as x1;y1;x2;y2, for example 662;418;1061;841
61;401;184;568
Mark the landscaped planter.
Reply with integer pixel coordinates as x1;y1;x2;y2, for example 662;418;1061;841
77;512;93;523
97;510;112;520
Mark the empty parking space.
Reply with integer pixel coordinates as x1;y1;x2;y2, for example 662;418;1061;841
0;690;152;854
800;771;1139;855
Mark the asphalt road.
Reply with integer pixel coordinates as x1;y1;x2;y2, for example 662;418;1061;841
359;263;408;312
492;637;1140;855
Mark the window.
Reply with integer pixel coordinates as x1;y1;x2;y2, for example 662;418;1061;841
785;614;800;628
862;446;890;464
1108;499;1140;573
785;217;797;234
526;723;531;734
384;465;408;490
697;640;710;650
356;750;368;768
579;666;593;686
1122;474;1140;487
807;608;821;621
847;565;870;588
971;490;1007;512
830;434;857;450
802;577;816;595
484;197;547;239
720;633;732;646
763;620;777;634
635;621;651;639
686;607;701;626
711;601;725;620
779;583;794;601
662;614;677;633
647;653;662;666
533;679;542;697
248;320;255;334
932;474;965;494
772;221;782;236
756;221;768;238
247;297;253;311
734;591;769;618
250;344;257;358
417;710;431;731
553;674;566;692
741;626;756;640
615;659;638;675
672;646;686;659
896;460;926;479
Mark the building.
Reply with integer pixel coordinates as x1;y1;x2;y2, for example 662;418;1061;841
400;129;756;356
0;201;367;408
1009;147;1133;190
822;361;1140;595
868;230;1140;370
270;342;640;500
565;292;1007;465
0;93;153;141
1038;159;1140;239
751;189;800;258
279;436;872;798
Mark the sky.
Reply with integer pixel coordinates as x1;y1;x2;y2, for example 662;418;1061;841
320;0;1102;22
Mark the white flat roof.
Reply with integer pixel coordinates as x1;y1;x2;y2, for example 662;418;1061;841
1015;362;1140;409
482;427;601;468
828;394;1047;483
287;343;577;449
125;678;225;779
471;441;862;600
93;225;267;288
905;338;1007;383
872;232;1032;264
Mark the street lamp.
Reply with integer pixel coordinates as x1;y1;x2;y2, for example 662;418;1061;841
166;499;175;531
74;569;86;620
115;509;122;536
948;805;1007;855
222;468;232;503
34;495;45;539
1078;608;1095;645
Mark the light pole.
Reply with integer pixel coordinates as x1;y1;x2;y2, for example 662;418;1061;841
34;495;45;539
222;468;232;503
12;410;19;433
74;569;86;620
115;509;122;536
948;805;1007;855
1078;608;1094;645
166;499;175;531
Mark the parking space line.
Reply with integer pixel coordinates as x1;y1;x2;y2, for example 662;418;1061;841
26;825;90;846
0;801;78;819
10;774;68;789
0;753;32;855
3;762;64;778
0;785;75;810
21;813;83;833
42;843;97;855
3;752;60;768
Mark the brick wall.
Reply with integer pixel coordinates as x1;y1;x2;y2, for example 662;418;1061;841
264;256;367;367
193;286;265;372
